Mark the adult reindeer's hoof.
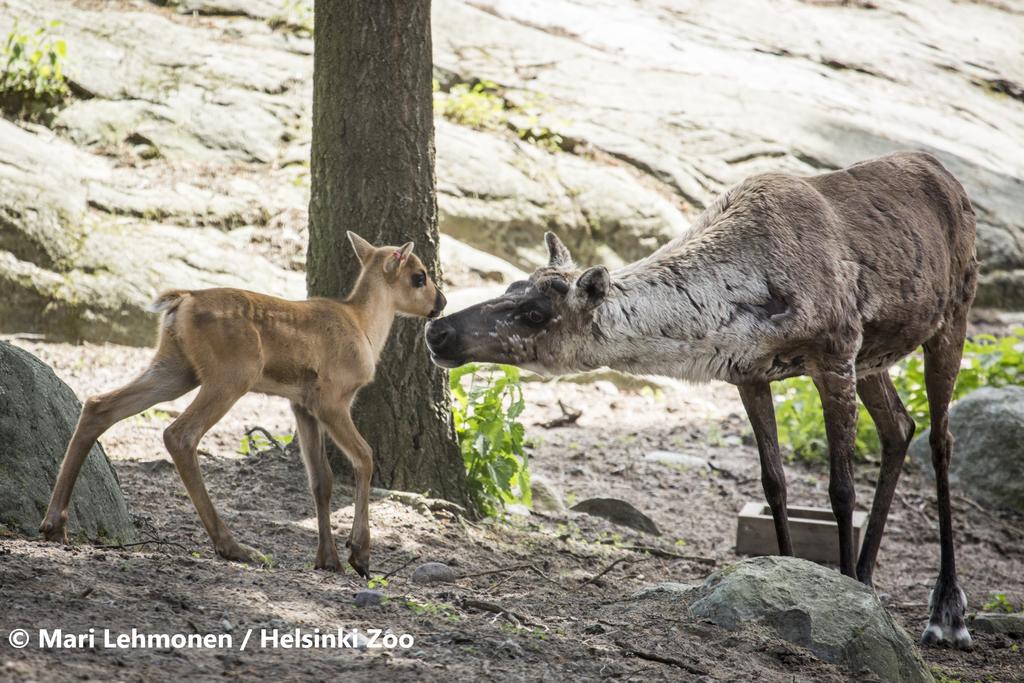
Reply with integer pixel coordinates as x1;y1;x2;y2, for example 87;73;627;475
922;584;973;649
39;514;69;543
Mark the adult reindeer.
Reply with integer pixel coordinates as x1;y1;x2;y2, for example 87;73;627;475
425;152;978;648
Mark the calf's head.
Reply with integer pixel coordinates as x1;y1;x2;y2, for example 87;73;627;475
348;232;446;318
425;232;609;373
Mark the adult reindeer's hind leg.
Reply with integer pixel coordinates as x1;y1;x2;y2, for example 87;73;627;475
855;372;915;586
920;313;972;649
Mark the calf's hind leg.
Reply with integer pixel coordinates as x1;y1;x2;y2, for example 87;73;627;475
41;354;197;542
920;319;972;649
164;383;263;564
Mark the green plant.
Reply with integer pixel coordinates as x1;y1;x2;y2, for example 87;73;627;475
0;20;69;118
775;331;1024;463
238;431;293;455
981;592;1018;613
450;363;531;516
433;79;565;153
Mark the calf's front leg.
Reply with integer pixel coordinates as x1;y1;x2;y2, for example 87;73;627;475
318;398;374;579
292;403;342;571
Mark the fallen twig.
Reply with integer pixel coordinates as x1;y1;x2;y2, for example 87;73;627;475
244;426;287;454
95;538;191;553
602;542;719;565
579;556;629;587
460;597;544;629
458;562;533;580
615;639;709;675
540;400;582;429
381;554;421;581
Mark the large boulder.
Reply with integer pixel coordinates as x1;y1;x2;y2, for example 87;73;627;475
0;342;136;542
688;557;933;683
909;386;1024;512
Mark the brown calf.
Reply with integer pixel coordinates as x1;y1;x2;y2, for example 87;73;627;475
40;232;445;577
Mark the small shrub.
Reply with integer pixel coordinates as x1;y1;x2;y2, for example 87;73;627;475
0;20;70;119
238;430;293;455
981;592;1018;613
433;79;565;153
775;331;1024;463
450;363;532;516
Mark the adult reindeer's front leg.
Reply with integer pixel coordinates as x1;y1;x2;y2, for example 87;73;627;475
318;397;373;578
813;360;859;578
738;382;793;556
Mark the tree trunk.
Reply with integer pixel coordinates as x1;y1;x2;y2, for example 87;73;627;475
308;0;467;507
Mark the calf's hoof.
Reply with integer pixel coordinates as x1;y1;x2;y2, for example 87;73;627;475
346;541;370;579
316;547;343;572
39;515;69;543
216;541;267;566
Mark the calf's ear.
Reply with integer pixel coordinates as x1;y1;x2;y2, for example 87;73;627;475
576;266;610;308
347;231;376;264
384;242;415;276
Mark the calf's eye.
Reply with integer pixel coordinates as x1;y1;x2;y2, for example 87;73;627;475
412;272;427;288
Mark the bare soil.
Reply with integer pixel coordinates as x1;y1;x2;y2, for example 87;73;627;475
1;339;1022;682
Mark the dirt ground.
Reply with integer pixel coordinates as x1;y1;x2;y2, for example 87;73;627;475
1;339;1022;682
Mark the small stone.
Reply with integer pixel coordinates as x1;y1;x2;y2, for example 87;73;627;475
571;497;661;535
505;503;531;517
644;450;709;469
353;590;384;608
530;475;566;513
411;562;457;584
221;618;233;632
969;612;1024;637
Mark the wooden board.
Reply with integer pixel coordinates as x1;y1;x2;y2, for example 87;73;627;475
736;502;868;565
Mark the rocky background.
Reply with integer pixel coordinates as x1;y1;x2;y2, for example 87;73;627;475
0;0;1022;344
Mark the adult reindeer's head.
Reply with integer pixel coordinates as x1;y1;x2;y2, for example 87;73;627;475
425;232;610;374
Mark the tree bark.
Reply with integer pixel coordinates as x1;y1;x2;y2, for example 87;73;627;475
308;0;467;506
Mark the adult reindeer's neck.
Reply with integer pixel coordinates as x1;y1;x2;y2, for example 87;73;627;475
577;250;743;382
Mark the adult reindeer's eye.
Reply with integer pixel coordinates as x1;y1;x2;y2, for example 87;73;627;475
525;309;546;326
412;272;427;288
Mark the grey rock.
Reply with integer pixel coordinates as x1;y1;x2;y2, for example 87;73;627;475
0;342;136;542
353;590;385;608
968;612;1024;637
529;475;565;513
410;561;457;584
571;497;661;536
644;450;709;470
909;386;1024;512
688;556;932;683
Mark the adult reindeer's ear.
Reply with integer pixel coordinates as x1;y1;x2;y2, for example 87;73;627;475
576;266;610;308
347;231;375;264
545;231;573;268
384;241;415;276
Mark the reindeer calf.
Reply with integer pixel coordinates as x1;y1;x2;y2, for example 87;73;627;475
40;232;445;577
